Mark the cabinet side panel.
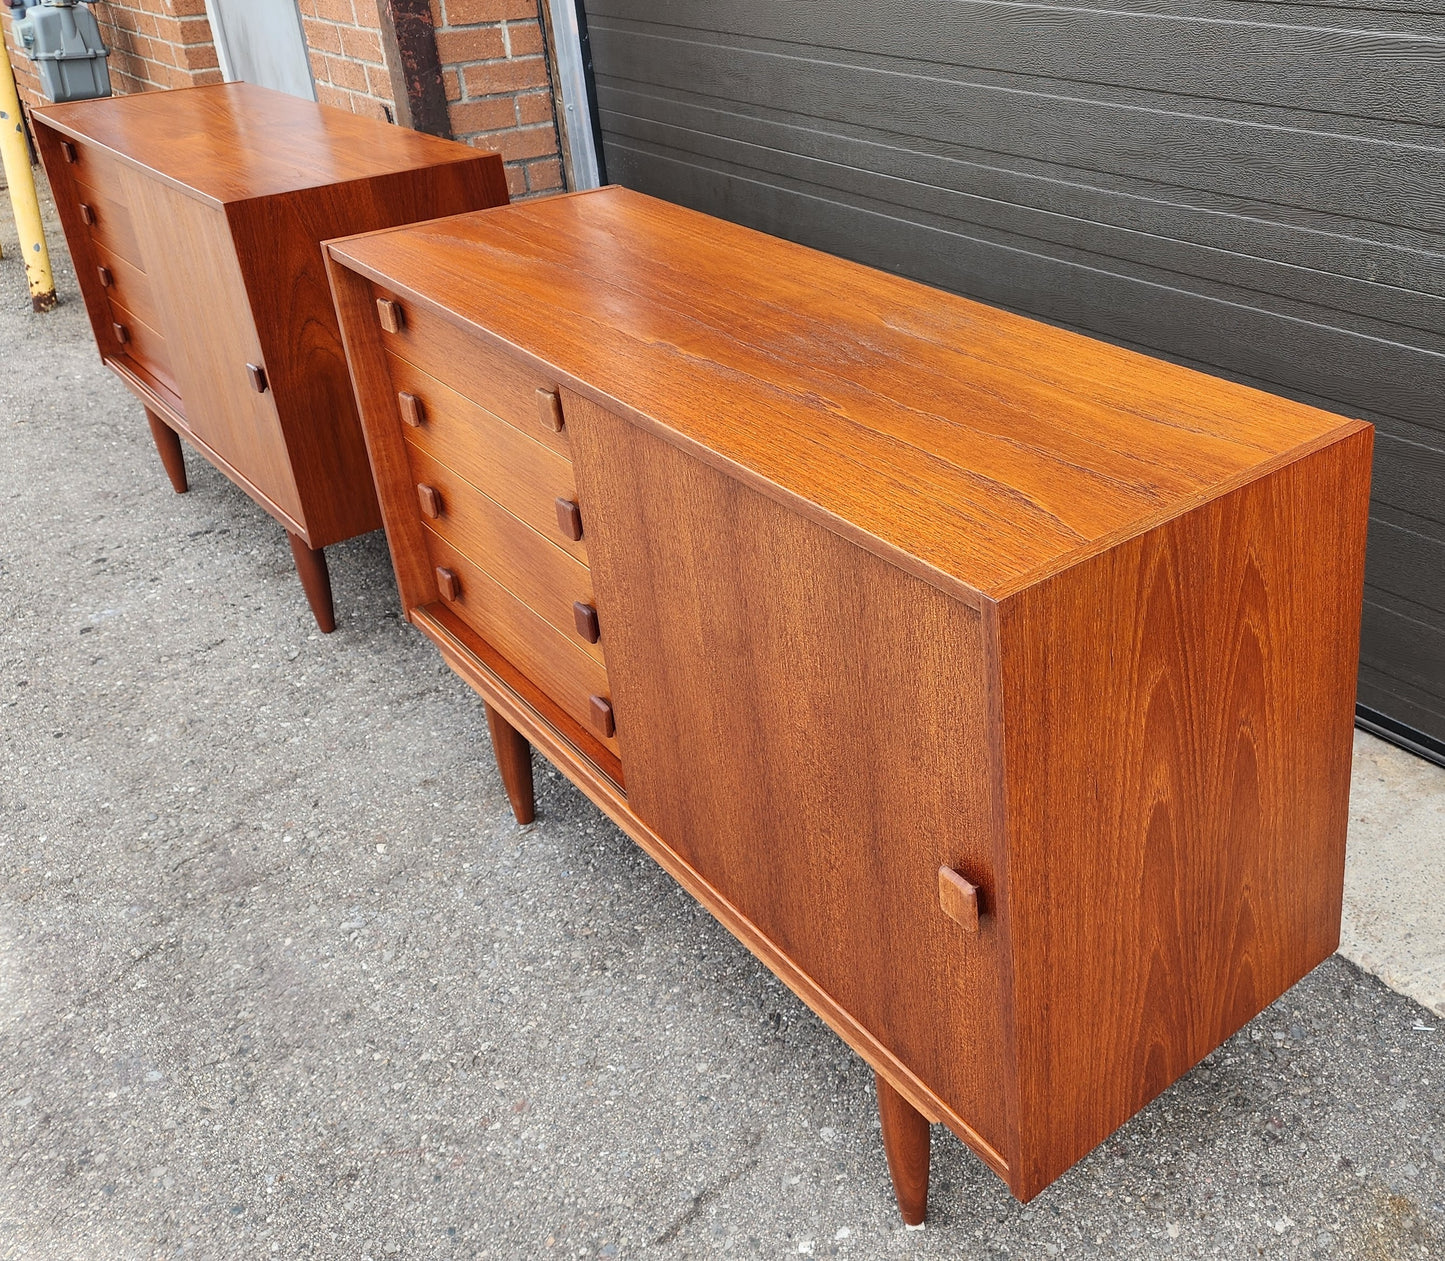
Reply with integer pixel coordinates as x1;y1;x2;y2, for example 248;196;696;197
130;179;302;525
227;157;507;548
567;393;1015;1159
999;426;1373;1198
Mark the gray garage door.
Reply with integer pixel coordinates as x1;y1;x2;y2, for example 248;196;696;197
578;0;1445;762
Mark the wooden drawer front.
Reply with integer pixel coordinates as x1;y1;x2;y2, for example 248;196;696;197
52;135;111;189
424;532;619;755
108;297;175;393
387;352;587;563
373;285;571;460
93;244;160;333
405;444;604;663
72;178;143;269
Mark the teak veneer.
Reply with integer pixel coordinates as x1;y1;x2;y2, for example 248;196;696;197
32;83;508;629
325;188;1372;1216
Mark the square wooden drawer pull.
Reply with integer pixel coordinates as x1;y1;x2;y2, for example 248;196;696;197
938;867;979;932
246;363;269;394
376;297;405;334
589;694;615;738
397;391;425;428
112;322;129;345
60;139;77;163
555;497;583;541
97;264;113;288
416;483;442;519
435;566;460;602
536;387;565;433
79;203;96;226
573;601;600;643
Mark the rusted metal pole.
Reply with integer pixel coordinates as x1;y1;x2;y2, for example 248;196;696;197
0;26;56;312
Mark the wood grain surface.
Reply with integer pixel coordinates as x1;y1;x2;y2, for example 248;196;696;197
876;1072;931;1226
33;84;508;633
422;532;619;760
403;443;602;663
326;194;1372;1208
997;426;1373;1197
130;175;302;523
373;281;573;460
384;352;586;562
327;188;1361;605
92;241;160;333
564;390;1014;1160
223;159;505;548
485;702;536;825
33;82;486;207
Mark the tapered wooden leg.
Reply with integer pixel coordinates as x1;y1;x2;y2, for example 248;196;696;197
145;409;188;494
485;702;536;825
286;532;336;633
877;1071;930;1226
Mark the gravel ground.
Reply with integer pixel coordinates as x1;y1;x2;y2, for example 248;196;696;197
1;173;1442;1261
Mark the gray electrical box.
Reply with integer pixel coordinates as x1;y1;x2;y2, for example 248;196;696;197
13;0;111;104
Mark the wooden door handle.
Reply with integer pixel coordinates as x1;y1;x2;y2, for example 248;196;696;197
97;264;113;288
588;695;615;738
573;601;600;643
555;497;583;541
376;297;405;333
536;387;565;433
938;867;979;932
79;203;96;226
416;483;442;519
60;139;77;163
435;566;460;602
397;391;425;428
246;363;269;393
112;322;129;345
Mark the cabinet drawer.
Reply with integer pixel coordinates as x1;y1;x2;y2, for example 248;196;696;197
93;243;160;333
424;531;619;755
405;444;603;664
108;297;175;394
372;285;571;460
51;135;110;188
72;178;143;268
386;352;587;563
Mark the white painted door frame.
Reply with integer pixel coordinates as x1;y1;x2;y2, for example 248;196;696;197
203;0;316;102
546;0;601;189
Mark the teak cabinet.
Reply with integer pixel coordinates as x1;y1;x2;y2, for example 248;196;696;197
325;188;1372;1218
32;83;508;630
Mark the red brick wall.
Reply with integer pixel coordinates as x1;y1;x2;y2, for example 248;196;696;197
98;0;221;94
6;0;566;198
430;0;562;197
5;0;222;105
297;0;396;122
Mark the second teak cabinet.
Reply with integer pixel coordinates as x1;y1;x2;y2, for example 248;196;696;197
33;84;508;629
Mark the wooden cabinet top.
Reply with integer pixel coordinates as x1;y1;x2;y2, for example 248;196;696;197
33;83;485;208
328;186;1367;606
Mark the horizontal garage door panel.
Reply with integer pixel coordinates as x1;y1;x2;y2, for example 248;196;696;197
583;2;1445;747
1359;665;1445;745
602;96;1445;324
591;26;1445;233
1366;519;1445;616
590;2;1445;129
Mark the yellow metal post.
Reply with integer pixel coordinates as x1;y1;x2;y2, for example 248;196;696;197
0;26;55;312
